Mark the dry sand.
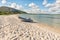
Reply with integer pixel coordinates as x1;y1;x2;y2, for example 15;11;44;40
0;14;60;40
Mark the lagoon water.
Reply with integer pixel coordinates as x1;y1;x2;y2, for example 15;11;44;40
20;14;60;27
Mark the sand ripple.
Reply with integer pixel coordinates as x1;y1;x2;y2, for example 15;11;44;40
0;15;60;40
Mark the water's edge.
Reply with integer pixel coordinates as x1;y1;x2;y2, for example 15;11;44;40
19;14;60;28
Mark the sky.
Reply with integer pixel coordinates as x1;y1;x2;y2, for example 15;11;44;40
0;0;60;14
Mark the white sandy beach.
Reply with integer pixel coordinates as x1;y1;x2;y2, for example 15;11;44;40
0;15;60;40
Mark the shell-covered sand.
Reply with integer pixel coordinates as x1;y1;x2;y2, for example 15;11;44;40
0;15;60;40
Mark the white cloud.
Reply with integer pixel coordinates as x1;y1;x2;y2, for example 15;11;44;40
43;0;47;6
43;0;60;13
10;3;16;8
10;3;23;10
43;0;55;7
26;3;41;13
44;3;55;8
1;0;7;4
16;5;23;10
24;3;47;14
48;0;60;13
29;3;39;9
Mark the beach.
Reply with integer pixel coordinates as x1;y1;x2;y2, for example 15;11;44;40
0;14;60;40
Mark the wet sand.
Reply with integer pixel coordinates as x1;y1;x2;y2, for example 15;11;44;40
0;14;60;40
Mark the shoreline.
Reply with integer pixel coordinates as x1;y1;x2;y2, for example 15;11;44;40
0;14;60;33
0;14;60;40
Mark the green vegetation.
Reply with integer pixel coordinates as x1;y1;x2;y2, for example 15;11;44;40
0;6;27;15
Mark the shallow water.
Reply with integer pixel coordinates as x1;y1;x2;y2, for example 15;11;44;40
19;14;60;27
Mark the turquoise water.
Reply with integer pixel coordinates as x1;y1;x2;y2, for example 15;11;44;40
19;14;60;27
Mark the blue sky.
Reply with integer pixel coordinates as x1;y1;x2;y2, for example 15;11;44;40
0;0;60;14
8;0;55;9
0;0;55;9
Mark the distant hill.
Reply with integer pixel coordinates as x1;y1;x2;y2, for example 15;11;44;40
0;6;27;15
